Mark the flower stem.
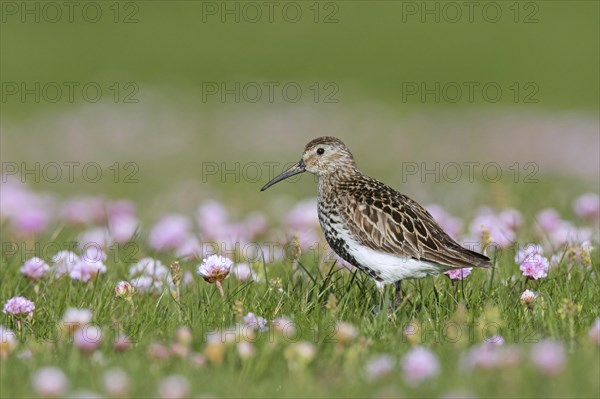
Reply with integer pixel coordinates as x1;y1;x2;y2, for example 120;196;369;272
216;281;225;297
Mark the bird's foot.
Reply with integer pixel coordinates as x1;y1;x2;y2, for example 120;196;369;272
393;280;404;308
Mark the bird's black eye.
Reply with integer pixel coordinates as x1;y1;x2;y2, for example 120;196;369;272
317;148;325;155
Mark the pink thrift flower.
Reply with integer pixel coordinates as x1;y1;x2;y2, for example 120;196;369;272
573;193;600;222
171;341;191;358
548;221;579;248
589;318;600;346
334;322;359;344
176;326;193;346
286;199;319;230
243;312;268;332
129;257;169;279
189;353;206;368
129;258;168;294
237;341;255;359
61;308;92;331
444;268;472;280
31;366;69;398
115;281;135;298
181;271;194;286
461;344;497;370
272;317;297;338
214;223;251;246
149;214;191;251
461;343;520;370
13;206;51;235
530;340;565;375
102;368;130;398
148;342;171;360
78;227;113;249
74;325;103;352
113;334;133;352
0;181;29;219
364;355;395;381
157;375;190;399
425;204;463;239
484;335;505;346
284;341;316;370
515;244;544;264
520;289;537;306
232;263;257;282
519;253;549;279
197;255;232;296
0;182;54;234
59;196;106;225
536;208;561;233
293;228;322;251
401;346;440;386
106;200;136;219
549;254;563;268
244;212;268;238
81;243;107;263
109;214;139;244
498;208;523;231
175;237;201;259
69;258;106;282
51;251;80;278
130;276;164;295
2;296;35;317
20;257;50;280
196;201;228;239
469;211;515;248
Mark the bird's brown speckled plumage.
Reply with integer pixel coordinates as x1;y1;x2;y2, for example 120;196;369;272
262;136;491;286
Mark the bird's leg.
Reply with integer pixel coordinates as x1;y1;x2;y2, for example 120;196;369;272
393;280;403;308
372;281;385;315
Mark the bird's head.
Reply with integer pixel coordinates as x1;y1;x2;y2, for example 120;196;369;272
260;136;356;191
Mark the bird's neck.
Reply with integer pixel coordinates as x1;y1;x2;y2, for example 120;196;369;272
317;167;360;198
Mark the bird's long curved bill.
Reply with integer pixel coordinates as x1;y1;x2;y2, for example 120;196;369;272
260;160;305;191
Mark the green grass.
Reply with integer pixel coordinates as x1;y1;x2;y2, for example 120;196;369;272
1;1;598;396
1;222;599;398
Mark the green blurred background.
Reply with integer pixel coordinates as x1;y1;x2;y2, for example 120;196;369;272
1;0;598;217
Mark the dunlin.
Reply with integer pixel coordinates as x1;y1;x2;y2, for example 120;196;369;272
261;137;491;303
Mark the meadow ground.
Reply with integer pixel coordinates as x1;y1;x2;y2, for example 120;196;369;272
1;163;599;398
1;1;599;397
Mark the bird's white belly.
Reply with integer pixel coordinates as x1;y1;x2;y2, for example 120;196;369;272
339;229;447;284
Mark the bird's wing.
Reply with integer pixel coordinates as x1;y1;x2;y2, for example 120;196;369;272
340;182;491;269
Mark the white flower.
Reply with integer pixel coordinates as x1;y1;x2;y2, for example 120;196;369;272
364;355;395;381
401;346;440;385
242;312;267;332
20;257;50;280
31;367;69;398
520;289;537;305
69;258;106;282
61;308;92;331
157;375;190;399
334;322;358;344
51;251;80;278
284;341;316;370
115;281;135;298
233;263;258;282
103;368;130;397
197;255;233;283
128;258;169;294
129;257;168;279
